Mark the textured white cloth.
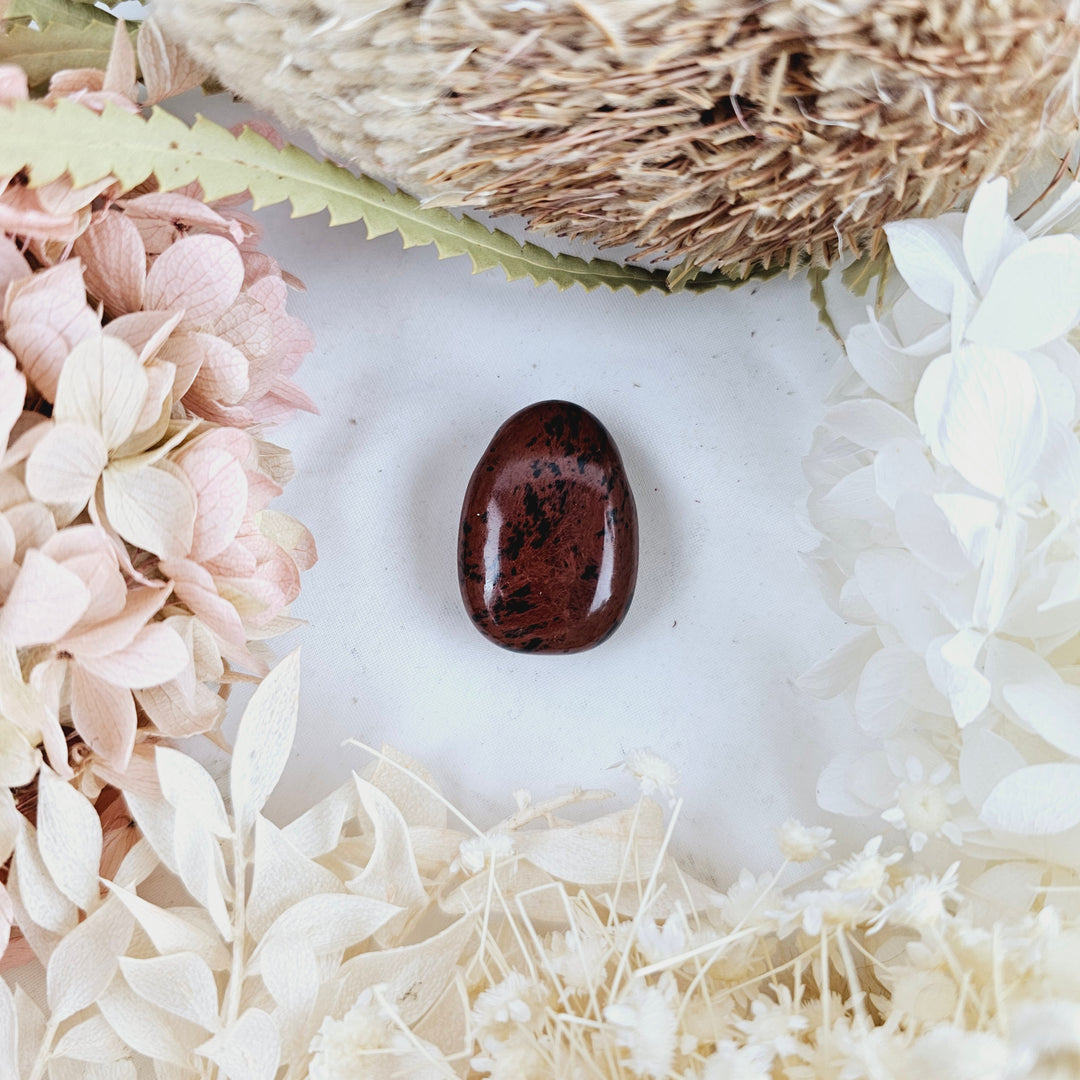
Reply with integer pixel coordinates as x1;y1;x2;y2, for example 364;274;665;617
246;208;862;884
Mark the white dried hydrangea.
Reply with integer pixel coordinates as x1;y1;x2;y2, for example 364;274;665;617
804;175;1080;865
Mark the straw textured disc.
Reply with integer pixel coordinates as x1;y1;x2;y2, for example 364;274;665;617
155;1;1080;274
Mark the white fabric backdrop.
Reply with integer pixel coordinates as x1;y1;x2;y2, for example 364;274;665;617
160;93;867;886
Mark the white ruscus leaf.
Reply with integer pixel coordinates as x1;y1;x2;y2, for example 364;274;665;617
120;952;222;1032
196;1009;279;1080
230;648;301;834
47;893;134;1022
37;763;104;910
155;746;232;838
0;977;17;1079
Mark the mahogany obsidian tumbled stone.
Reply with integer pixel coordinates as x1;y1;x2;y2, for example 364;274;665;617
458;400;638;653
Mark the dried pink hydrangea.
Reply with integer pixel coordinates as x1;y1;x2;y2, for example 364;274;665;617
0;21;317;958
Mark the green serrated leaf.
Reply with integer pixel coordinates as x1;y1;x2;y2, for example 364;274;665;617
807;266;842;345
2;0;136;89
0;98;736;294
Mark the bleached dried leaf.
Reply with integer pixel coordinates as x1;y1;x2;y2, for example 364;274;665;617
350;777;427;910
47;893;134;1022
37;763;104;911
366;745;448;830
884;215;973;316
120;951;222;1033
14;817;78;935
172;814;232;941
255;893;401;962
514;802;664;884
195;1009;279;1080
0;978;15;1080
106;881;230;970
155;746;231;839
15;987;45;1080
247;815;345;942
48;1060;137;1080
52;1013;130;1063
124;791;180;877
280;781;355;858
99;978;207;1068
1003;679;1080;758
230;648;301;834
335;914;477;1024
981;764;1080;835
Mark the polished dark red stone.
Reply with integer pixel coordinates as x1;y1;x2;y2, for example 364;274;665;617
458;400;638;653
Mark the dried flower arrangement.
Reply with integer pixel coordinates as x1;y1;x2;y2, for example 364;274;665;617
0;16;320;964
804;173;1080;867
5;1;1080;1078
153;0;1080;277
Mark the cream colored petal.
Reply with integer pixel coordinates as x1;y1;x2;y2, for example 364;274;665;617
61;585;169;659
81;623;189;690
102;460;196;559
70;665;136;771
0;549;90;647
256;510;317;571
30;657;75;779
103;308;183;365
24;422;108;509
136;680;226;738
53;336;149;451
59;551;127;627
7;500;56;560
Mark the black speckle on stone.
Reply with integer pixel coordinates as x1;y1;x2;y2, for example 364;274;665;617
581;564;599;581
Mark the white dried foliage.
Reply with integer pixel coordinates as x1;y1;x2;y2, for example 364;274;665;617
4;652;1080;1079
806;174;1080;867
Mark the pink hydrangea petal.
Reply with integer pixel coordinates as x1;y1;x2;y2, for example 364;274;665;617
137;16;208;107
0;199;83;244
79;622;189;689
3;260;100;401
70;664;136;770
158;557;246;647
119;192;244;253
182;390;254;429
187;335;249;405
58;550;127;627
32;175;115;219
144;234;244;331
60;584;169;658
0;549;91;647
244;470;282;515
103;18;137;97
214;294;274;364
176;446;248;562
92;741;161;799
73;210;147;317
203;540;257;578
40;522;118;565
0;237;31;295
0;356;26;455
0;64;29;102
